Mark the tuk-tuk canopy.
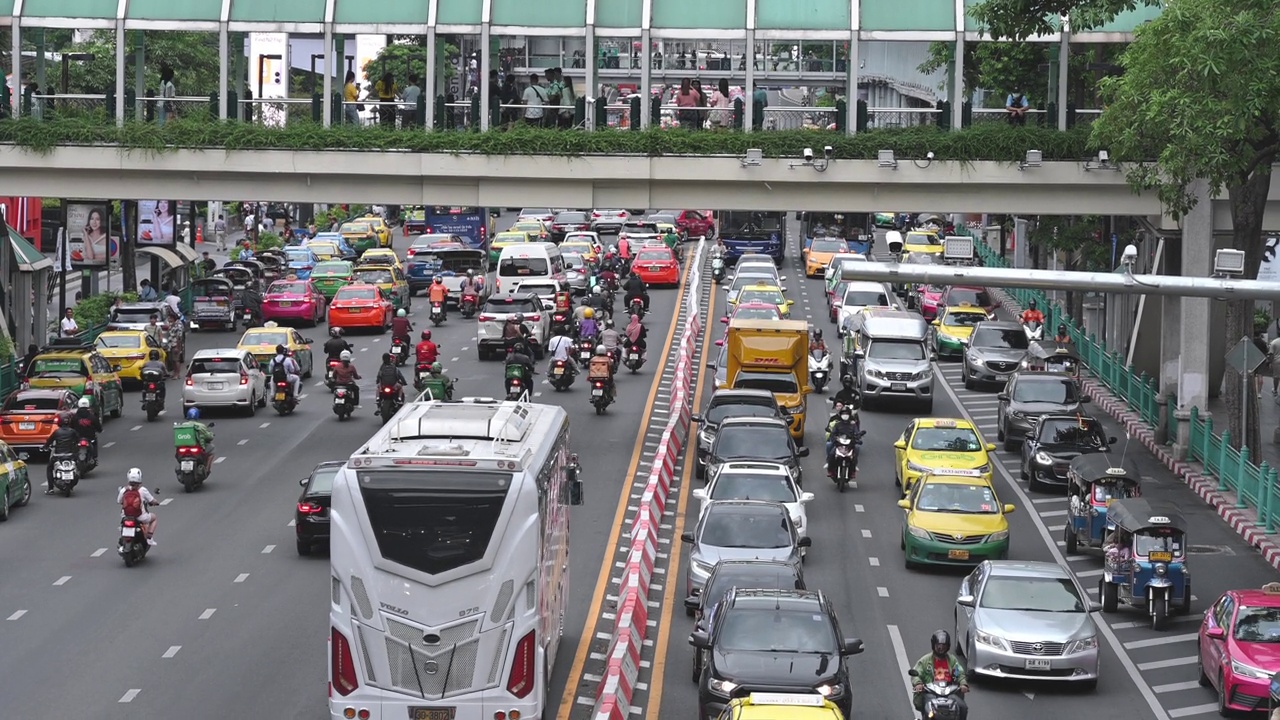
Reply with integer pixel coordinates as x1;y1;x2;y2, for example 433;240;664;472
1068;454;1141;489
212;267;255;285
1028;340;1080;362
1107;499;1187;534
191;277;234;298
226;259;265;278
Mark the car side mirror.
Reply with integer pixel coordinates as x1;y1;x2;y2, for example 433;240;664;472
779;275;787;281
893;440;906;450
1108;436;1118;445
720;317;729;324
1206;627;1225;639
684;596;700;612
797;536;812;548
681;531;695;543
956;595;976;608
689;631;711;649
705;362;716;370
931;320;940;326
299;478;308;487
854;350;865;359
1003;503;1016;514
841;638;864;656
112;364;122;372
692;488;708;501
17;453;29;461
796;447;809;457
897;499;910;509
1087;601;1103;613
985;443;996;452
690;414;703;423
1081;396;1091;403
800;492;815;503
714;339;724;347
303;338;314;344
996;393;1008;401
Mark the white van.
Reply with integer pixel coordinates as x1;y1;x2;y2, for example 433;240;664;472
495;241;565;297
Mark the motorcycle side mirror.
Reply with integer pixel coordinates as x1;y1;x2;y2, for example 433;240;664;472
956;595;976;607
207;422;215;428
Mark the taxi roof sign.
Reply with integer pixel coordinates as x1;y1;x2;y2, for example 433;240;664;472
1262;582;1280;594
931;419;958;428
1148;516;1172;524
1104;467;1127;476
748;693;826;707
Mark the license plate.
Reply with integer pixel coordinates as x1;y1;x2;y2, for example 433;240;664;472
1148;551;1173;562
18;422;34;430
891;383;907;392
208;383;224;390
1025;658;1051;670
392;346;404;354
121;527;136;538
180;460;194;471
947;549;970;560
275;392;287;400
144;393;156;401
553;367;565;375
348;308;361;313
592;388;604;396
334;397;346;405
278;301;292;307
650;266;661;272
57;471;74;480
407;708;455;720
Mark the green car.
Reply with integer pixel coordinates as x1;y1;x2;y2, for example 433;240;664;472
310;260;355;300
874;212;898;228
339;222;379;256
0;442;31;516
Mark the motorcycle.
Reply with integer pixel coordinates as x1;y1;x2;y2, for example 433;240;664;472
623;341;645;373
505;363;531;401
390;337;410;367
241;306;256;327
119;513;153;567
76;437;96;476
605;346;621;374
376;383;402;423
175;439;212;493
272;381;298;415
590;379;613;414
332;384;356;420
324;358;341;392
551;311;573;337
430;302;446;326
549;359;575;391
829;430;865;492
576;338;595;368
460;293;479;319
141;370;165;421
711;256;726;283
1024;320;1044;341
413;363;433;392
49;452;79;496
908;668;965;720
628;297;646;321
809;348;832;393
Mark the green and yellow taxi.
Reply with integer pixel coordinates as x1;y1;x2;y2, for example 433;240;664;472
730;284;794;318
236;324;316;377
23;342;125;419
898;471;1014;568
94;330;167;382
718;693;844;720
490;230;537;263
874;211;898;228
309;260;356;300
338;221;382;256
930;304;990;359
893;417;995;493
353;263;411;311
360;248;401;269
0;440;31;518
507;220;551;242
360;215;393;246
903;229;944;256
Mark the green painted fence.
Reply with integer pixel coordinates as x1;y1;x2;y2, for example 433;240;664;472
1188;407;1280;532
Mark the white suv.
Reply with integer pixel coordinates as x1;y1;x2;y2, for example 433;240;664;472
476;292;553;360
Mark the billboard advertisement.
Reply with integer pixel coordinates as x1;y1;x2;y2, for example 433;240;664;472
137;200;177;247
249;32;290;128
67;202;119;267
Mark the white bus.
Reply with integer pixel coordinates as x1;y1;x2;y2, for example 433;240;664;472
329;398;583;720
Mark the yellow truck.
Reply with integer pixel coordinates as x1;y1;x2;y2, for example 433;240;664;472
723;318;811;443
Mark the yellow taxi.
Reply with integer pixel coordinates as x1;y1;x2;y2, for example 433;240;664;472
898;471;1014;568
236;324;316;378
490;230;537;263
904;229;944;255
360;214;393;246
561;240;599;262
359;248;401;269
653;221;679;239
352;263;411;312
94;330;166;382
803;237;851;278
305;241;341;262
23;342;125;418
730;284;794;318
893;417;995;493
507;220;551;242
718;693;844;720
930;304;990;359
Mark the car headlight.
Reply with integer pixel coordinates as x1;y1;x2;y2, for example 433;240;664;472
967;353;980;364
1007;410;1025;420
1232;658;1271;680
814;683;844;699
975;464;992;475
1034;451;1054;465
867;368;885;379
690;558;715;578
908;525;930;539
707;677;738;696
916;368;933;381
1066;636;1098;654
986;530;1009;543
698;429;713;448
907;461;932;475
959;336;970;345
974;630;1008;652
1154;563;1167;576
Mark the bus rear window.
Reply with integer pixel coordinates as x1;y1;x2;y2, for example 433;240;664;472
358;470;512;575
500;258;550;276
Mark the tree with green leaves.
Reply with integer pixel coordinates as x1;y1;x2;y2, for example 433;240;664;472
368;39;460;91
36;31;220;96
918;42;1102;108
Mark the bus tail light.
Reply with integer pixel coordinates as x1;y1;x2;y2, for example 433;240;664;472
506;630;536;698
331;628;359;696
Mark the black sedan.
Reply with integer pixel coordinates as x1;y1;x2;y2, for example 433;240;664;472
685;560;806;679
1019;414;1116;492
295;460;344;555
996;371;1089;451
702;416;807;484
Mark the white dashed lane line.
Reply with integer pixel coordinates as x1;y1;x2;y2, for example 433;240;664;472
118;689;141;703
162;646;181;658
52;576;71;586
237;439;249;445
90;548;107;557
7;610;26;620
159;498;173;505
234;573;249;583
262;545;276;554
198;609;216;620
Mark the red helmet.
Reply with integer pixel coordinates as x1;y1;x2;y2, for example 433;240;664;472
421;330;432;341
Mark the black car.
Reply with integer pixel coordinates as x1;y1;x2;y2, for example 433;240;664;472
550;211;591;242
703;417;807;484
295;460;344;555
997;371;1089;450
685;560;806;679
692;389;789;478
1019;414;1116;492
690;588;863;719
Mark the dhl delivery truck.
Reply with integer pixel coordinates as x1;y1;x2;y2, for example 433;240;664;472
723;318;811;442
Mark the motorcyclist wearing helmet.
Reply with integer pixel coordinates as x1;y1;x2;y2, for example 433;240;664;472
597;265;619;293
183;406;216;450
323;326;353;361
46;411;81;492
546;325;578;377
73;396;102;461
588;285;612;319
140;349;168;400
391;308;413;346
1021;299;1044;326
600;318;622;352
832;375;861;411
1053;323;1071;343
587;344;617;399
505;344;537;394
374;352;408;412
268;344;303;398
427;362;454;398
331;349;361;405
622;271;649;311
119;468;158;545
427;275;450;316
502;315;531;350
459;269;483;303
810;328;827;353
416;330;440;365
573;297;593;322
911;630;969;719
577;306;599;340
825;404;861;475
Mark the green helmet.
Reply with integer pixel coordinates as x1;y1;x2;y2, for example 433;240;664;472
431;362;442;374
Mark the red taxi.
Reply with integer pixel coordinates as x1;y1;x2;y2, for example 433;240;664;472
0;389;78;454
1199;583;1280;713
720;301;783;325
261;279;327;327
631;247;681;287
327;284;394;332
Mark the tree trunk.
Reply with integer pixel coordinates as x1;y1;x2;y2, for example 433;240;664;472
1222;165;1274;451
120;200;136;293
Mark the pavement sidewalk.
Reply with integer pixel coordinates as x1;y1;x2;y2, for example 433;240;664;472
1204;390;1280;471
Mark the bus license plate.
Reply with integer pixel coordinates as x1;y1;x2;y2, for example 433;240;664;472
180;460;194;471
275;392;287;401
891;383;907;392
18;422;34;430
1148;551;1173;562
407;708;455;720
1025;658;1051;671
948;549;970;560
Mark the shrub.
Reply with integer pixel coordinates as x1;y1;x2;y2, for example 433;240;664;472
73;291;138;329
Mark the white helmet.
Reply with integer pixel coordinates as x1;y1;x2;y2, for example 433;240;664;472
127;468;143;484
77;396;91;409
339;350;352;361
596;345;607;355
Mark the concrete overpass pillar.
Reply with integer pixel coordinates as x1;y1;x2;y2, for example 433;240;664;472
950;36;964;131
744;30;754;132
1155;240;1182;445
1173;179;1214;459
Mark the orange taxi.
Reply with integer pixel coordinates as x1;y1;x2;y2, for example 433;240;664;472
327;284;394;332
0;388;78;454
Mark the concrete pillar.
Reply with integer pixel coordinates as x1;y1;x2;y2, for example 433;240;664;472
744;30;755;132
479;24;491;131
34;29;46;95
425;29;437;131
219;25;231;121
1173;179;1214;459
950;36;964;130
639;29;652;130
846;34;858;135
133;32;146;120
9;22;20;118
584;24;595;130
1056;33;1069;131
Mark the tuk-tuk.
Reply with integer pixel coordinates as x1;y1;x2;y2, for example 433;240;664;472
1064;454;1141;555
211;266;260;314
1100;498;1191;630
188;277;237;332
226;259;265;283
1026;340;1081;377
255;250;287;284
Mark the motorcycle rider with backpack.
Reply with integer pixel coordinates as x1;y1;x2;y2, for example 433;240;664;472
118;468;158;546
268;345;302;398
374;353;408;414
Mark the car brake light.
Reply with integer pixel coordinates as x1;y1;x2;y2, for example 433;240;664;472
240;373;249;386
477;314;495;322
84;380;95;393
527;314;541;322
424;227;433;233
185;376;194;387
331;628;359;696
298;502;323;514
507;630;536;698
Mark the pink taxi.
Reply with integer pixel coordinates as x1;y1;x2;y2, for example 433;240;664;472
261;279;327;327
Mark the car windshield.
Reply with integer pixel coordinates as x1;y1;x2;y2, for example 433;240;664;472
484;298;538;314
906;232;940;246
285;249;314;262
711;473;797;503
512;223;543;233
520;209;550;217
867;340;925;360
947;289;990;307
715;427;793;460
1040;419;1106;447
972;328;1029;350
980;576;1085;613
700;509;792;548
1233;606;1280;642
244;332;289;347
516;283;556;296
843;290;890;307
336;288;377;301
268;281;307;295
1013;378;1077;403
339;223;371;234
189;358;243;375
916;482;999;513
635;251;670;263
1134;528;1184;557
97;335;141;349
110;308;159;324
313;262;351;275
308;244;339;255
812;239;850;253
3;394;62;411
943;312;986;327
733;371;799;394
737;290;783;305
564;255;587;270
731;275;775;292
496;234;530;244
354;269;393;284
30;358;86;376
717;608;836;653
734;307;780;321
623;222;659;234
911;427;983;452
705;401;778;425
556;212;588;222
499;258;550;276
307;466;340;494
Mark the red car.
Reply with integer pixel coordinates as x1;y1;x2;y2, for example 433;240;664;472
916;284;947;321
327;284;393;332
1199;584;1280;712
662;209;715;239
631;247;681;287
261;279;327;327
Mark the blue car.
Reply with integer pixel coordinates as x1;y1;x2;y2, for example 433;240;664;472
284;246;319;280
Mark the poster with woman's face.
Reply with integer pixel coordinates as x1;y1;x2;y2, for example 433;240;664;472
67;203;116;268
137;200;176;246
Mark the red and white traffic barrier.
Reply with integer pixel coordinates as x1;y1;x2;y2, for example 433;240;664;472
592;239;706;720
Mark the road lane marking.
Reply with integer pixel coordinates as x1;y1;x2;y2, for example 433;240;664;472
1039;509;1068;517
1139;656;1197;670
1153;681;1203;693
104;441;116;448
162;646;181;658
854;504;865;512
7;610;26;620
53;576;71;586
1031;497;1059;505
262;545;276;554
130;425;142;431
234;573;249;583
868;557;880;566
214;457;226;463
259;422;270;428
1075;568;1105;577
1167;705;1219;718
1111;615;1199;629
199;608;216;620
159;498;173;505
861;529;872;538
886;625;918;711
287;519;296;527
877;587;889;597
237;439;248;445
1124;633;1198;650
91;548;107;557
118;689;141;703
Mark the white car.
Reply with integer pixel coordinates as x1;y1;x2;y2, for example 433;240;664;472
837;281;892;335
476;292;553;360
181;348;265;415
691;461;814;543
824;254;868;284
590;209;630;234
724;270;783;304
517;207;555;224
512;279;568;308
